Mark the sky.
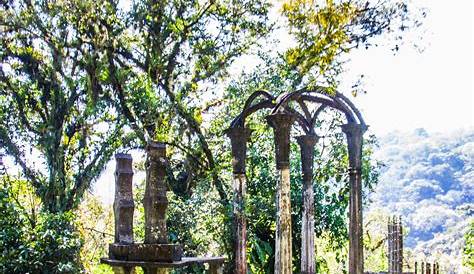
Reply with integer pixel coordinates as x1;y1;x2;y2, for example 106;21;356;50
342;0;473;134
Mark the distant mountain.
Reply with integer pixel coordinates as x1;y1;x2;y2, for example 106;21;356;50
368;128;473;273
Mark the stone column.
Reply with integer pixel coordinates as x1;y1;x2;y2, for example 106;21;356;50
113;153;135;274
225;127;252;274
398;217;403;274
388;217;393;274
144;141;168;244
143;141;169;274
266;113;295;274
114;153;135;244
341;123;366;274
296;134;318;274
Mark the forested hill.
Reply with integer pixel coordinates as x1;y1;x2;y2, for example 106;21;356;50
368;128;473;271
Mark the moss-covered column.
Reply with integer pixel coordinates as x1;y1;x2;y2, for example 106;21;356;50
225;127;252;274
296;135;318;274
341;123;366;274
266;113;295;274
114;153;135;244
113;153;135;274
143;141;169;274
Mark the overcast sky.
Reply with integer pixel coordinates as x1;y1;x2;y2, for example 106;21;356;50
343;0;473;134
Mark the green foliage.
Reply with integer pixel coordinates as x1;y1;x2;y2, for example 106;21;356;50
463;220;474;269
103;0;274;208
281;0;423;89
0;0;130;213
76;193;114;273
0;178;82;273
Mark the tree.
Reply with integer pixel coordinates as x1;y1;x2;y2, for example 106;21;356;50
282;0;423;89
0;176;83;273
101;0;273;204
463;220;474;270
0;0;130;213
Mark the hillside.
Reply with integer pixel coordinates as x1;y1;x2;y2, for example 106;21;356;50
368;128;473;273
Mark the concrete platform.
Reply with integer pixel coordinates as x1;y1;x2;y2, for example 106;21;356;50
101;256;225;274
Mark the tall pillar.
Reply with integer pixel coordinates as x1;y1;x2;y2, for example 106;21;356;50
114;153;135;244
388;217;393;274
266;113;295;274
341;123;367;274
296;134;318;274
225;127;252;274
113;153;135;274
144;141;169;274
398;217;403;274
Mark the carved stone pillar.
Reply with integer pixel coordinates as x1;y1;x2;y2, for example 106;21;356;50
296;135;318;274
388;217;393;274
114;153;135;244
341;123;367;274
266;113;295;274
113;153;136;274
144;142;169;274
225;127;252;274
144;141;168;244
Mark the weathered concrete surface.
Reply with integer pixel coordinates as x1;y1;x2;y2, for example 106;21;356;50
144;142;168;244
296;135;318;274
225;127;252;274
101;257;225;274
267;113;295;274
114;153;135;244
341;123;367;274
109;243;183;262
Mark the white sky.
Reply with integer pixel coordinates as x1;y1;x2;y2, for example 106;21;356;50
342;0;473;134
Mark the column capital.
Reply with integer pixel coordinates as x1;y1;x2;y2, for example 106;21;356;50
266;112;296;130
340;123;368;137
146;141;166;157
266;113;295;169
296;134;319;149
115;153;133;160
224;127;252;142
341;123;367;169
115;153;134;175
225;127;252;174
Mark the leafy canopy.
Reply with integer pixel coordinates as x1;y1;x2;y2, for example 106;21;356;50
0;0;129;212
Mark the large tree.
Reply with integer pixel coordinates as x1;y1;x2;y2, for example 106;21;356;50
0;0;129;213
101;0;273;204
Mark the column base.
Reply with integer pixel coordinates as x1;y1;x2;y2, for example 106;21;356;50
109;243;183;262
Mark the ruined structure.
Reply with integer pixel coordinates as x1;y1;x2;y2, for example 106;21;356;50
227;87;367;274
388;216;403;274
366;216;441;274
101;143;225;273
